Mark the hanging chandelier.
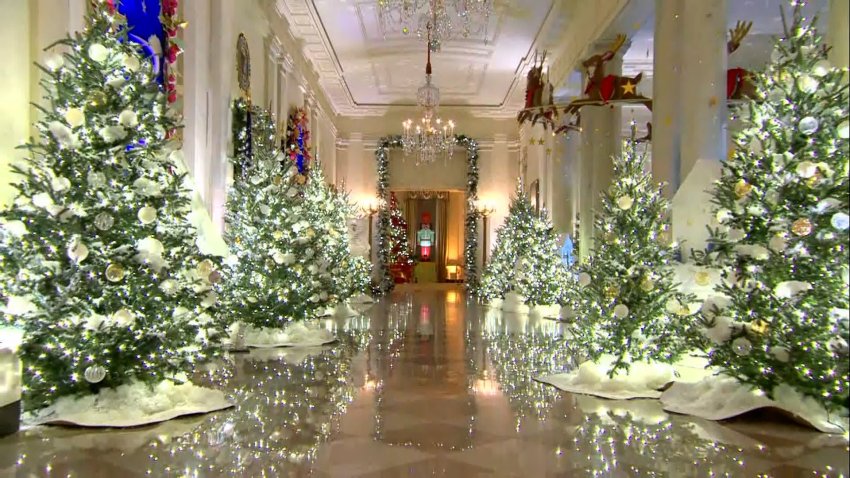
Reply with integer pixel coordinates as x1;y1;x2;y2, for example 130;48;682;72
377;0;494;51
401;24;457;165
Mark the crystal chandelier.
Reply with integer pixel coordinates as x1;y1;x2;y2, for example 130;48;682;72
377;0;494;51
402;24;457;165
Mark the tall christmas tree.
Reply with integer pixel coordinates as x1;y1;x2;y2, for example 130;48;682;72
223;111;370;329
570;127;694;375
385;193;413;283
694;3;849;412
0;7;224;409
478;183;570;306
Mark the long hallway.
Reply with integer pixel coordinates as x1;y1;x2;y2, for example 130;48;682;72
1;286;847;477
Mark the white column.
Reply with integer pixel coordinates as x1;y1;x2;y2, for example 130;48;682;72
278;55;294;122
557;130;581;238
679;0;727;181
182;0;212;209
830;0;849;71
208;0;236;231
651;0;683;197
266;37;283;121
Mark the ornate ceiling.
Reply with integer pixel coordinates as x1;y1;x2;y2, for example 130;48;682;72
273;0;559;118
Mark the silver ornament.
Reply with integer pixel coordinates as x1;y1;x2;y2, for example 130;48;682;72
94;212;114;231
84;365;107;383
798;116;819;135
731;337;752;356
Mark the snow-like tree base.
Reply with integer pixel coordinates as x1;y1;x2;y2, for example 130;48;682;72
661;376;849;434
24;380;233;428
537;355;712;400
230;322;336;348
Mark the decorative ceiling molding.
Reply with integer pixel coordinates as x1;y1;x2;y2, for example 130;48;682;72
273;0;563;119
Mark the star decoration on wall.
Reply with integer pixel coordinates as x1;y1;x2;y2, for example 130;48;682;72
621;81;636;95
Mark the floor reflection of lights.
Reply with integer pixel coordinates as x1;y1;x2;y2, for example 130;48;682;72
0;286;846;477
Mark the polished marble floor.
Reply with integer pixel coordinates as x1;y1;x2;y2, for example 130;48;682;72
1;285;848;477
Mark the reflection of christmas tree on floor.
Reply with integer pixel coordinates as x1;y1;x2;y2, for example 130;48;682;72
385;193;413;283
570;127;694;377
690;3;849;415
0;7;225;410
478;183;570;307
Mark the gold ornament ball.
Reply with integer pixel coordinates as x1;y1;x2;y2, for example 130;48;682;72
235;236;243;245
294;174;307;185
604;284;620;299
694;271;711;286
791;218;813;236
734;179;753;199
639;276;655;292
658;229;673;246
749;320;769;335
197;259;215;277
88;90;109;108
105;263;126;282
272;175;283;186
272;230;284;240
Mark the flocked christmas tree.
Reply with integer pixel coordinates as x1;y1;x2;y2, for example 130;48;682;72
222;106;370;331
478;183;570;306
0;7;224;409
570;126;694;375
693;3;849;413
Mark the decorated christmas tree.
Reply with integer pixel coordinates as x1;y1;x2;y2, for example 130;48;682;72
570;127;694;375
385;193;413;283
222;111;370;334
477;183;570;307
285;108;312;175
693;3;849;413
0;7;224;410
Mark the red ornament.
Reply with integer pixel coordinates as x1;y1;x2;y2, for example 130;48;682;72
168;91;178;104
105;0;116;13
167;44;181;64
162;0;179;16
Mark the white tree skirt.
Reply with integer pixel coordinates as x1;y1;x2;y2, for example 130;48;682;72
24;380;233;428
349;294;374;304
529;304;561;320
536;355;712;400
233;322;336;348
661;375;850;434
246;346;329;365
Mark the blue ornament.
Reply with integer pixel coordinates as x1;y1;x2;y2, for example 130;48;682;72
560;235;575;267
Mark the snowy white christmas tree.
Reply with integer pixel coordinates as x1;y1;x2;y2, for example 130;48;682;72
692;3;849;416
478;182;570;309
0;7;226;411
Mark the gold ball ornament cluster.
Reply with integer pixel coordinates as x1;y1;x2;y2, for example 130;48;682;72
791;218;813;236
734;179;753;199
105;263;126;282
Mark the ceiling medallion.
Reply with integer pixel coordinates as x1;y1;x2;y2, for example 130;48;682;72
377;0;494;51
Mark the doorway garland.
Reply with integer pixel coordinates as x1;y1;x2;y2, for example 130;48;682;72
374;135;480;294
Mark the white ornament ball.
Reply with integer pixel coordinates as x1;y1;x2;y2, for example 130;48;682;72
272;251;286;265
812;60;832;77
831;212;849;231
577;272;591;288
770;346;790;363
665;298;682;314
732;337;753;356
612;304;629;318
838;120;849;139
616;195;634;210
88;171;107;188
715;209;732;224
118;110;138;128
64;108;85;128
797;74;819;94
282;253;296;265
111;308;136;327
160;279;178;295
121;53;141;72
138;206;157;224
88;43;110;63
796;161;818;178
727;229;746;242
798;116;819;135
68;241;89;263
201;291;218;308
84;365;107;384
44;52;65;71
768;235;787;252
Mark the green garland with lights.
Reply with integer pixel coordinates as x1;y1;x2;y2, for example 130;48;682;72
374;135;479;294
691;2;849;413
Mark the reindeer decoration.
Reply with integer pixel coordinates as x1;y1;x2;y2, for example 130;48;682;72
564;34;652;116
726;21;758;101
517;50;559;128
